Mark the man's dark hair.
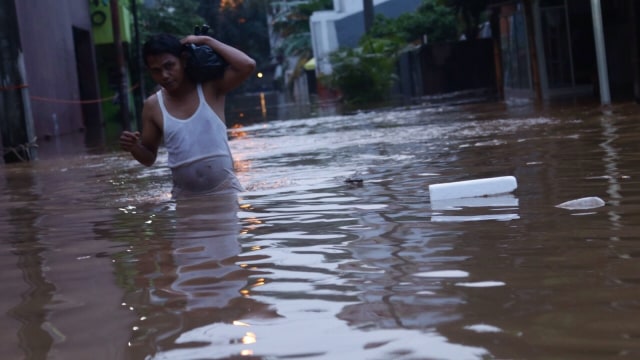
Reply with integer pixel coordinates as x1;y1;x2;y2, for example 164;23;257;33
142;33;184;66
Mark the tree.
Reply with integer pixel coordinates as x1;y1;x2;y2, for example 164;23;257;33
327;0;461;106
139;0;205;39
366;0;458;44
213;0;271;67
271;0;333;57
328;38;400;106
441;0;490;40
197;0;222;34
270;0;333;93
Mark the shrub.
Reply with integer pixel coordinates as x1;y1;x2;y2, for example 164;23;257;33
368;0;458;44
327;38;400;106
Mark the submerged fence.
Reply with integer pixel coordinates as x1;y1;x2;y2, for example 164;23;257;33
396;39;497;101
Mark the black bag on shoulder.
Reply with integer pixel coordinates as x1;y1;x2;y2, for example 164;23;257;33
184;25;228;82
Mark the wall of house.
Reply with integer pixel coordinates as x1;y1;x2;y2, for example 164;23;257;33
334;0;423;48
310;0;422;76
491;0;640;102
395;40;499;102
0;0;29;162
602;0;638;99
14;0;97;139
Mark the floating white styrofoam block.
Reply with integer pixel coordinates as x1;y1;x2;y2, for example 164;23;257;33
431;194;519;211
431;214;520;222
428;176;518;201
414;270;469;278
555;196;605;210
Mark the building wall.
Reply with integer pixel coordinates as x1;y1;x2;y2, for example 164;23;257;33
0;0;28;162
311;0;422;75
15;0;96;138
491;0;640;102
334;0;423;48
90;1;132;45
602;0;637;98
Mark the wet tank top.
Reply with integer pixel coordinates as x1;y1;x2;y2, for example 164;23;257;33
157;84;232;168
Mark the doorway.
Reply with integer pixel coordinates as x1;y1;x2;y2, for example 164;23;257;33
72;26;104;148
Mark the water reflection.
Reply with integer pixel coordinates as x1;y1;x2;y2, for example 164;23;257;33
3;164;54;359
227;91;341;126
107;194;279;359
1;99;640;359
0;159;137;359
430;194;520;222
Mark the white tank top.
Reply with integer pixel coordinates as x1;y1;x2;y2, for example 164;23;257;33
157;84;233;168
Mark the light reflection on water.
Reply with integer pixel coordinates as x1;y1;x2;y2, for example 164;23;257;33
1;100;640;359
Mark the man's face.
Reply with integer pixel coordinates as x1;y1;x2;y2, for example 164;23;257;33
146;53;185;91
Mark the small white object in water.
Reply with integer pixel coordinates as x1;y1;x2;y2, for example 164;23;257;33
414;270;469;278
464;324;503;333
429;176;517;200
455;281;506;287
555;196;605;210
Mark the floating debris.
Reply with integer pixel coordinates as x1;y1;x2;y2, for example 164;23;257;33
344;177;363;185
414;270;469;278
556;196;605;210
429;176;517;200
455;281;506;288
464;324;503;333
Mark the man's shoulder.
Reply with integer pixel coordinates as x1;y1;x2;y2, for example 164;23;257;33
142;92;163;128
143;91;160;107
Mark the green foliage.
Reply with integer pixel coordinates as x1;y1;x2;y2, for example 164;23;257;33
138;0;271;92
441;0;490;40
367;0;458;43
327;38;401;106
328;0;460;106
215;0;271;66
272;0;333;57
268;0;332;93
139;0;204;39
322;0;486;105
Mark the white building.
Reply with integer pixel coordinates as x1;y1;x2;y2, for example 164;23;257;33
310;0;422;75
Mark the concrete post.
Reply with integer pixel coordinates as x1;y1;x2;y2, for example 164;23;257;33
590;0;611;105
110;0;131;131
17;51;37;160
524;0;542;102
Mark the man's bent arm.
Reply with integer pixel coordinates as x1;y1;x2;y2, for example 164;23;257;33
129;139;157;167
181;35;256;94
123;98;161;166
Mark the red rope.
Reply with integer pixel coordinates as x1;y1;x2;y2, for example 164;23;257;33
0;84;29;91
0;83;140;104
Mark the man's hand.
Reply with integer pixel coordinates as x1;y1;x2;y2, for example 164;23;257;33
180;35;210;46
119;131;140;152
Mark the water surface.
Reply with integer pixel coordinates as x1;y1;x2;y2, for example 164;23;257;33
1;99;640;359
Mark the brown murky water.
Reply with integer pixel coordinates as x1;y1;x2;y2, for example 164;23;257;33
1;99;640;359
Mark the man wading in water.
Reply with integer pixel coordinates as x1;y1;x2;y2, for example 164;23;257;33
119;33;255;198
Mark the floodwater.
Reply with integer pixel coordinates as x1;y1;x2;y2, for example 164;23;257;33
1;98;640;360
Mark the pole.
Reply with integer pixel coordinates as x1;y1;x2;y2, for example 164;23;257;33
131;0;144;131
523;0;542;102
110;0;131;131
17;52;37;160
628;0;639;102
363;0;374;33
590;0;611;105
490;7;504;100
